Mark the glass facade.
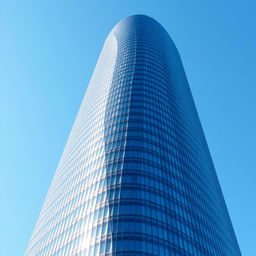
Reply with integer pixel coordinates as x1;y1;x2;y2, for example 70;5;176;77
25;15;241;256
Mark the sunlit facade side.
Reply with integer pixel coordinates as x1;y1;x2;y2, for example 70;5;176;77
25;15;241;256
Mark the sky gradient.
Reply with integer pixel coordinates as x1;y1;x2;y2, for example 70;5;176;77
1;1;255;255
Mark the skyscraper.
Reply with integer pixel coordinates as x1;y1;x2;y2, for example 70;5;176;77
26;15;241;256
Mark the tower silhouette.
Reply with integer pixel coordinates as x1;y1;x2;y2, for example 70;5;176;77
26;15;241;256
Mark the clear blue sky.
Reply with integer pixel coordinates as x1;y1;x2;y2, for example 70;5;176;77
1;1;255;255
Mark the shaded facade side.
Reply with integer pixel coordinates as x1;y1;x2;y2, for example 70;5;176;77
25;15;241;256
